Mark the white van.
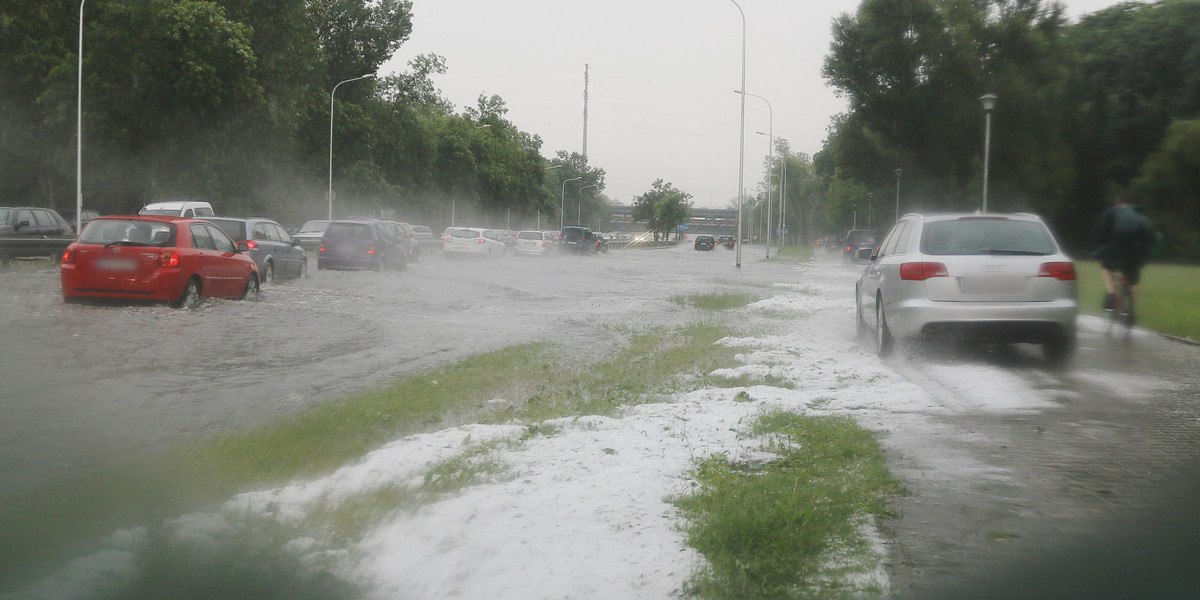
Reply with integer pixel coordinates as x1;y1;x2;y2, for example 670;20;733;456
138;201;215;218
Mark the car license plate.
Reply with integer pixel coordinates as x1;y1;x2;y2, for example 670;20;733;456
96;258;137;271
962;276;1023;295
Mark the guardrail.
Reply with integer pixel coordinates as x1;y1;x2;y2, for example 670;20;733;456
0;236;74;265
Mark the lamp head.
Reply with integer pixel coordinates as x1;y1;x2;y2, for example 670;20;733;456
979;93;997;112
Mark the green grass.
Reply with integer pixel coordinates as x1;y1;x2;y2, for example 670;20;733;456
0;323;743;591
765;245;815;262
671;292;761;311
1075;260;1200;340
673;410;903;599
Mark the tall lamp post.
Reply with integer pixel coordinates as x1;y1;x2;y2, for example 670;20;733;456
76;0;87;234
734;90;772;256
329;74;375;220
729;0;746;268
560;176;584;231
577;184;596;225
894;168;903;222
979;93;997;213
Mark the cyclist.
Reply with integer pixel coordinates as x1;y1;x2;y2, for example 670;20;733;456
1091;194;1157;316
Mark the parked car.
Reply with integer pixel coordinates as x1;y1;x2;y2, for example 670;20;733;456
381;220;421;263
292;219;330;252
514;230;558;256
842;229;879;263
0;206;74;236
206;217;308;282
558;226;596;255
61;209;101;231
855;212;1078;363
694;235;716;251
138;201;215;218
60;215;259;308
442;227;508;258
318;219;412;271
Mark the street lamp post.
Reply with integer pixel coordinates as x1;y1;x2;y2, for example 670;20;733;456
730;0;746;268
867;193;873;229
560;176;584;231
980;93;997;213
894;168;903;222
577;184;596;225
76;0;87;234
329;73;375;220
734;88;772;256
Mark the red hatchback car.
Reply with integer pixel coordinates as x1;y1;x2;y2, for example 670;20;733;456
61;215;260;308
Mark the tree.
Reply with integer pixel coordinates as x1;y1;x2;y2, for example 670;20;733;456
632;179;692;241
1131;118;1200;259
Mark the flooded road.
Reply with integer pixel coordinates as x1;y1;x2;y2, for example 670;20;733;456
0;245;781;497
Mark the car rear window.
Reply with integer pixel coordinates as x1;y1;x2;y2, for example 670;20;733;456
449;229;481;239
921;218;1056;256
846;231;877;245
517;232;542;240
561;228;586;241
79;219;175;246
209;219;247;241
298;220;330;234
325;222;375;240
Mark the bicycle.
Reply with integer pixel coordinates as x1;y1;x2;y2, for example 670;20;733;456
1105;270;1135;339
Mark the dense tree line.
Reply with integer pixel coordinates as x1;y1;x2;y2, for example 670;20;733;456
0;0;601;229
814;0;1200;260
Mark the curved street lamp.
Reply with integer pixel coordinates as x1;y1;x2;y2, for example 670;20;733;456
577;184;597;225
76;0;87;234
328;73;375;220
729;0;746;268
980;93;997;213
560;176;584;231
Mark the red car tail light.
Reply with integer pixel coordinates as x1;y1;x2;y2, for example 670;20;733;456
243;240;258;251
475;238;486;244
900;262;949;280
62;247;76;264
319;244;326;253
158;249;180;267
367;244;377;255
1038;262;1076;281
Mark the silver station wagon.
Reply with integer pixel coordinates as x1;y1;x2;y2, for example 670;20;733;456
855;212;1078;363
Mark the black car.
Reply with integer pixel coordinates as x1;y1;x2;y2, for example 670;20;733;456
292;219;330;252
717;235;735;249
558;226;596;255
0;206;74;236
318;219;413;271
842;229;879;263
207;217;308;282
694;235;716;251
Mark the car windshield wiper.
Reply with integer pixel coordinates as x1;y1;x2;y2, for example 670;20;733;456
981;248;1046;255
104;240;142;248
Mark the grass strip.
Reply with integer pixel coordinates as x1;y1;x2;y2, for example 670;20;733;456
0;322;743;591
1075;260;1200;341
673;410;902;599
671;293;761;312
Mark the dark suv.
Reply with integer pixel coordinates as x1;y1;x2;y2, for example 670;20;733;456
318;219;413;271
842;229;879;263
558;226;596;255
207;217;308;282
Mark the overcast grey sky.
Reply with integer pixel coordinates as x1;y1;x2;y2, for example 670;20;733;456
383;0;1129;208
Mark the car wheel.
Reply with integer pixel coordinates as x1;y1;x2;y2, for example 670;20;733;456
173;278;201;309
875;299;894;358
241;274;260;300
263;260;274;284
1042;333;1076;365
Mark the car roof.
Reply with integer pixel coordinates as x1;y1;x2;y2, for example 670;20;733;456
141;201;212;209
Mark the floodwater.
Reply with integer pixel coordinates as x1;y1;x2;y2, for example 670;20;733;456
0;244;780;497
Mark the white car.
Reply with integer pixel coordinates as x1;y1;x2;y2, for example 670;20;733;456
443;227;507;258
138;201;214;218
514;230;558;256
855;212;1078;363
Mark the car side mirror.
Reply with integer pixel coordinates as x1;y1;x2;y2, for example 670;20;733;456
292;238;302;247
236;241;251;253
16;220;30;231
856;247;875;261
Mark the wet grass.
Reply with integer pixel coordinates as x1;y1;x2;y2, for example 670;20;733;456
764;245;814;262
0;322;743;592
1075;260;1200;341
672;410;903;599
671;292;761;311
